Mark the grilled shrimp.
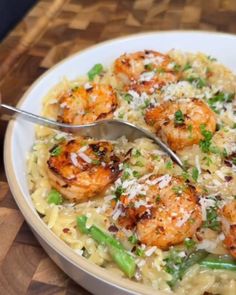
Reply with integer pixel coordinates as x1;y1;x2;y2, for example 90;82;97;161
114;50;178;93
47;139;121;202
118;176;202;250
57;83;117;125
220;200;236;258
145;98;216;151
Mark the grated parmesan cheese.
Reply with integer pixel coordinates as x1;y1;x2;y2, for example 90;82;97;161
78;152;92;163
70;152;79;167
145;246;157;257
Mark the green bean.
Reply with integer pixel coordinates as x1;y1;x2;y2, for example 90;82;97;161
200;254;236;271
77;215;136;278
165;250;208;287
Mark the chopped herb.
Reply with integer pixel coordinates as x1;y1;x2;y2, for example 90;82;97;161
222;148;228;158
115;186;125;199
122;170;131;181
87;63;103;81
187;76;207;89
47;188;63;205
123;163;130;170
155;67;165;73
152;154;161;161
50;146;62;156
91;159;100;165
232;158;236;165
164;249;208;287
135;247;145;257
184;238;196;250
182;171;190;181
172;185;184;195
203;206;221;231
133;171;141;178
207;92;234;112
156;195;161;202
123;93;133;104
233;123;236;129
166;161;173;170
192;167;199;182
174;109;185;126
207;55;217;62
144;63;154;71
128;234;138;244
183;63;192;71
203;155;213;166
199;124;213;153
209;145;221;154
144;99;150;108
135;161;144;167
173;63;181;72
118;112;124;119
132;149;141;157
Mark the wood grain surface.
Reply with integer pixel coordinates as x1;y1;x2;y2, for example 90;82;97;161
0;0;236;294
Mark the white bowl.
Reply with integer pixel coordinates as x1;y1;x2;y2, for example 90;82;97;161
4;31;236;295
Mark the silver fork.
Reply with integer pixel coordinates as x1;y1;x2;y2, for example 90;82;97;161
1;102;184;168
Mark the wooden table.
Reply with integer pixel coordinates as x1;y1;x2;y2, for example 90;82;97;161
0;0;236;294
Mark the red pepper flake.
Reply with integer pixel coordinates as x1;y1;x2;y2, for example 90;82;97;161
108;224;118;233
63;228;70;233
225;176;233;182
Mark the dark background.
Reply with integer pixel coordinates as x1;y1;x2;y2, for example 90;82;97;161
0;0;36;41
